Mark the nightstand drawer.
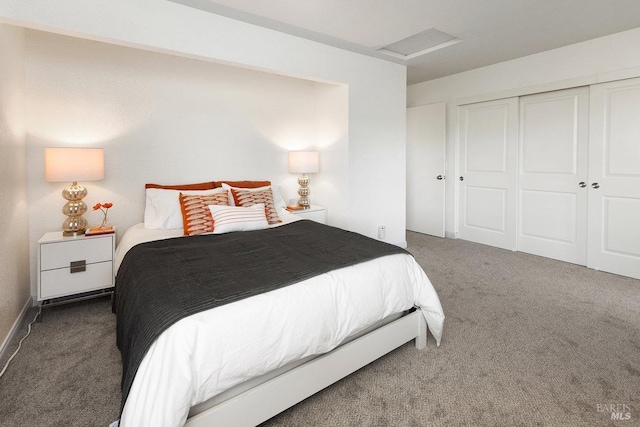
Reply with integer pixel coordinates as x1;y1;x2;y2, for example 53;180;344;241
40;261;113;300
40;236;113;271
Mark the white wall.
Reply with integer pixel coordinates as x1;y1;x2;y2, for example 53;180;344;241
0;24;30;351
310;82;349;227
0;0;408;297
408;27;640;237
0;0;407;238
24;30;350;294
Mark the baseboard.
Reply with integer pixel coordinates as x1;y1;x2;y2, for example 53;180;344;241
0;296;33;363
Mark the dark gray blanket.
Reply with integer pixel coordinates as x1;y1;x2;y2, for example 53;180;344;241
113;220;408;411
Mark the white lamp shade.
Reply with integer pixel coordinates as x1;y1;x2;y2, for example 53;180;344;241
288;151;319;174
45;148;104;182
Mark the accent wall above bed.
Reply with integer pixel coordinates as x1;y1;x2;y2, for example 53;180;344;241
1;0;407;296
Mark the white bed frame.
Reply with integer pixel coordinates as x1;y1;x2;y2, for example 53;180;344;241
185;309;427;427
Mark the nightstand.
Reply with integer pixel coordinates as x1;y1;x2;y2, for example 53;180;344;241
37;231;115;305
290;205;327;224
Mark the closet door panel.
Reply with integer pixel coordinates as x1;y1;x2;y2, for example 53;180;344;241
588;78;640;279
458;98;518;250
465;107;509;173
520;190;577;244
464;187;507;232
517;87;589;265
603;197;640;256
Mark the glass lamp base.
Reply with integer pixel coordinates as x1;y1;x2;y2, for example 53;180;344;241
297;174;311;209
62;216;88;236
61;181;89;236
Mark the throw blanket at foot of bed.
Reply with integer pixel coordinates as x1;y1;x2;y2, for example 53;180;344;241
113;220;408;411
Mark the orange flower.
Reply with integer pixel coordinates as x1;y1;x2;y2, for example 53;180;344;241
94;202;113;227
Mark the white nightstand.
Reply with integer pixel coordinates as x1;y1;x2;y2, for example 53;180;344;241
37;231;115;304
290;205;327;224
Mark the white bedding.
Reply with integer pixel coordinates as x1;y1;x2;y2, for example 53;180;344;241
115;218;445;427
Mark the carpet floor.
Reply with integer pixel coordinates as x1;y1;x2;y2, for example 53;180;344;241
0;232;638;426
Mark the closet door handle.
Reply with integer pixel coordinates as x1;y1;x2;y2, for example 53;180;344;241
436;175;444;180
592;182;600;189
459;176;464;181
578;182;586;188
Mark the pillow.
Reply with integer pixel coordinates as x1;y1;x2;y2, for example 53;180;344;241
145;182;215;190
208;204;269;234
213;180;271;189
220;183;287;216
229;187;281;224
180;192;229;235
144;188;224;230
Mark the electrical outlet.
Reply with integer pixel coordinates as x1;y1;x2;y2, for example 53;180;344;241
377;225;386;240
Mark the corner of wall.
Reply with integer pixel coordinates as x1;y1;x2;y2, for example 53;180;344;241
0;22;31;351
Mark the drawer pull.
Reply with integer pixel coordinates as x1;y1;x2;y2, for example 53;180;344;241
70;260;86;273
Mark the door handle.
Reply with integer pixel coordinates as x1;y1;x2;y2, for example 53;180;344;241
592;182;600;189
459;176;464;181
579;182;586;188
436;175;444;180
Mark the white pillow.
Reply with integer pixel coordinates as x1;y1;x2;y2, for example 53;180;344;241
220;183;287;215
144;188;224;230
209;203;269;234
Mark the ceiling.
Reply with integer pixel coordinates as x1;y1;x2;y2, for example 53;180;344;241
171;0;640;85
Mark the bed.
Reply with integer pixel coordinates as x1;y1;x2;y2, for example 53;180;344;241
112;182;445;427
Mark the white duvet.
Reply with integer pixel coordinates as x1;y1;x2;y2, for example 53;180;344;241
115;217;444;427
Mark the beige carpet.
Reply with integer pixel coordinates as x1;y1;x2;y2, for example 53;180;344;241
0;232;638;426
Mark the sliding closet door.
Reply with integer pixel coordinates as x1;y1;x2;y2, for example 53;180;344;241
458;98;518;250
588;78;640;280
407;103;446;237
517;87;589;265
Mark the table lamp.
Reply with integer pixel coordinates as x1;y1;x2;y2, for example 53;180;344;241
45;147;104;236
288;151;319;209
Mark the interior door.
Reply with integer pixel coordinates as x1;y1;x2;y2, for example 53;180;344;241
517;87;589;265
458;98;518;250
407;103;446;237
588;78;640;279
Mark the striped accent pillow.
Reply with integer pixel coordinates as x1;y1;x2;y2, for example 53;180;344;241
180;192;229;235
208;204;269;234
230;188;281;224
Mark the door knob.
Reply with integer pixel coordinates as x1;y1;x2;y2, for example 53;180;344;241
436;175;444;180
592;182;600;189
459;176;464;181
578;182;586;188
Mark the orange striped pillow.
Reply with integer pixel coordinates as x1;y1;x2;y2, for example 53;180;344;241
180;192;229;235
230;188;281;224
208;204;269;234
